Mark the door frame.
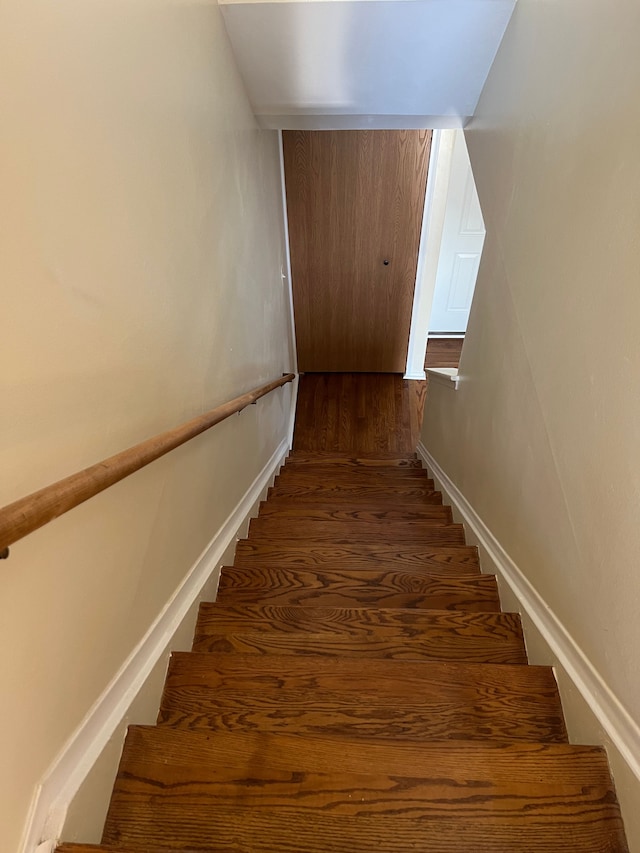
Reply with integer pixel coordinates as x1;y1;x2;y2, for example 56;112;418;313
404;129;457;379
278;130;300;449
278;128;457;379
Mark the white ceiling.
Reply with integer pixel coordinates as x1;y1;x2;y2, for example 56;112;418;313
220;0;516;130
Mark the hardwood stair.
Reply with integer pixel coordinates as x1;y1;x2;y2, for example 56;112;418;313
193;603;528;663
57;450;628;852
234;541;480;572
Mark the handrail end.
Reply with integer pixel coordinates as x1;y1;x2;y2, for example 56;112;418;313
0;547;9;560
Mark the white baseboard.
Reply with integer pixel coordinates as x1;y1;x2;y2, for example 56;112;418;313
403;370;427;380
21;435;291;853
416;440;640;785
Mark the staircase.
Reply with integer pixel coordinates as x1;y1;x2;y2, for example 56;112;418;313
58;451;628;853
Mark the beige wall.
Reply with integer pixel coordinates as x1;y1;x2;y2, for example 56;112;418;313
422;0;640;846
0;0;293;849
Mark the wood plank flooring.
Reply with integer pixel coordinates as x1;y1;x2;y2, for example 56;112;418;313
57;377;628;853
425;337;464;368
293;373;426;452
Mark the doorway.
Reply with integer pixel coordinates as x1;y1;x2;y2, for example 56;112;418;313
405;129;485;379
428;130;485;335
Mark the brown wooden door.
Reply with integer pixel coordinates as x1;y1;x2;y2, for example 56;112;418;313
283;130;431;372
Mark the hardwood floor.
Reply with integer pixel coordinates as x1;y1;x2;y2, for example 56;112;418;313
425;337;464;368
293;373;427;452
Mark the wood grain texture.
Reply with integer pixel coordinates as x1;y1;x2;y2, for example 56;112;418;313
0;373;295;552
216;567;499;610
191;631;526;664
272;472;438;491
118;727;613;783
193;604;526;664
104;806;629;853
248;517;467;544
57;847;146;853
288;450;419;461
276;465;433;481
292;373;426;452
267;482;444;503
233;541;480;572
102;729;626;853
104;726;625;853
285;453;422;467
284;130;431;372
198;603;515;635
159;653;567;743
425;337;464;368
257;502;452;523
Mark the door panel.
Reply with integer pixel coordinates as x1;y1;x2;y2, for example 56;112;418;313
429;130;485;334
283;130;431;372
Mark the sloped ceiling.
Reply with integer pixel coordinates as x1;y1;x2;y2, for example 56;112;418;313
220;0;516;130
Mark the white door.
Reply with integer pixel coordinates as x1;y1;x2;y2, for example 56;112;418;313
428;131;485;334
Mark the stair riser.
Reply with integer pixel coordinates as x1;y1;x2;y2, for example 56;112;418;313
248;519;467;544
268;485;441;502
268;488;444;504
216;590;501;610
192;633;527;664
198;603;517;633
275;470;434;483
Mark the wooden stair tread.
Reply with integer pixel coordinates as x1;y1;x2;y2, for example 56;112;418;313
288;450;419;458
275;468;433;483
193;603;527;663
268;483;442;502
159;652;567;742
248;518;467;544
57;848;183;853
257;502;452;522
285;454;422;468
57;848;154;853
276;465;432;478
104;723;627;851
289;450;419;456
113;726;614;782
57;847;151;853
191;630;525;663
104;809;629;853
163;651;560;701
198;601;522;634
216;566;500;610
234;541;480;572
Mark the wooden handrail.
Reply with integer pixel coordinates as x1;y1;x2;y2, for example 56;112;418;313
0;373;296;555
